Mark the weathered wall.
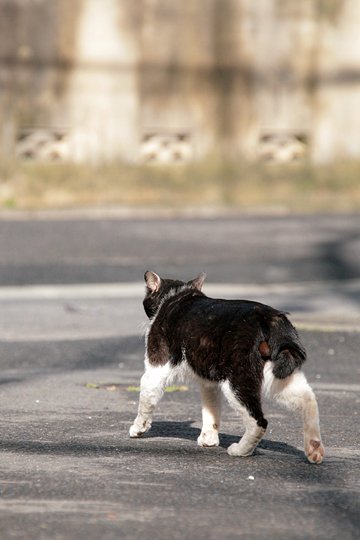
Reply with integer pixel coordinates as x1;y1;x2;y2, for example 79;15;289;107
310;1;360;162
0;0;82;160
0;0;359;163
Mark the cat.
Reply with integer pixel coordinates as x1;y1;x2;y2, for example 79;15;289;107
129;271;324;464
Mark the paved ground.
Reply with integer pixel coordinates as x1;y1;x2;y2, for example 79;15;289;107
0;213;359;539
1;213;360;286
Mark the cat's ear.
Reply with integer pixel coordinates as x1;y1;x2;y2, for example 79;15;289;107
189;272;206;291
144;271;161;293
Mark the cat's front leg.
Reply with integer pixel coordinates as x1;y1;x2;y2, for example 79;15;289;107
129;361;170;438
197;381;221;447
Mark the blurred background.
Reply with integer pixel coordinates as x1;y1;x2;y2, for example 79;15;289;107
0;0;359;328
0;0;360;212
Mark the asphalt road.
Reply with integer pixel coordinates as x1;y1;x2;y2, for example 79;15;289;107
0;213;359;539
0;213;360;286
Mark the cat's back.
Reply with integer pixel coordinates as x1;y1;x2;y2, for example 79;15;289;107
164;291;283;330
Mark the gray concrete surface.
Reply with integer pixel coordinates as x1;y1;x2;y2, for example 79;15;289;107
0;213;359;539
0;213;359;286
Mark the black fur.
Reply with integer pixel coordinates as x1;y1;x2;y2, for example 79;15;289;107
144;272;306;428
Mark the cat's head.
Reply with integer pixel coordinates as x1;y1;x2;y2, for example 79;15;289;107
143;271;206;319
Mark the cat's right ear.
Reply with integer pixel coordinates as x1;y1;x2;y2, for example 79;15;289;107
144;271;161;293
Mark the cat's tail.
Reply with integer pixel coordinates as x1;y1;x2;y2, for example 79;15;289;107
265;314;307;379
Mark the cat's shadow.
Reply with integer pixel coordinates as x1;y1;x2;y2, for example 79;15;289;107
150;420;303;457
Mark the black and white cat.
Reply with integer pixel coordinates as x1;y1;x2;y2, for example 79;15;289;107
129;271;324;464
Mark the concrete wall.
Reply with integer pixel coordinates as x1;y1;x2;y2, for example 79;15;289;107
0;0;359;163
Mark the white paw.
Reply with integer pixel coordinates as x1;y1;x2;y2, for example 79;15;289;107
129;419;151;438
227;442;253;457
197;430;220;447
305;439;325;464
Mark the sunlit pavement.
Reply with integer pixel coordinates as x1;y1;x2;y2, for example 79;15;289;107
0;213;359;539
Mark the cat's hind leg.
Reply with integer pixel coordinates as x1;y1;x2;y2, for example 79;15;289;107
222;380;267;457
263;362;324;464
197;380;221;447
129;360;171;438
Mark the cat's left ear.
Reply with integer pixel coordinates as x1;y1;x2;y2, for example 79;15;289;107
144;271;161;293
189;272;206;291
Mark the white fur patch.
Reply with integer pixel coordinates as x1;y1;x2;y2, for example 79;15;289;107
262;363;324;463
262;362;313;410
129;361;171;437
197;380;221;447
